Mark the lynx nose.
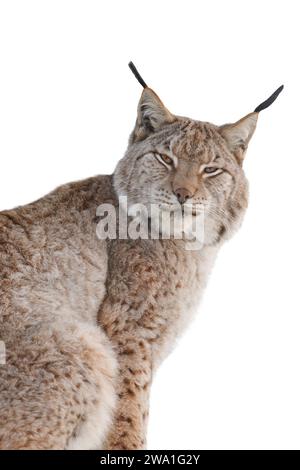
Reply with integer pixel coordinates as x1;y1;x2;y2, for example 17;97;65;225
174;188;192;204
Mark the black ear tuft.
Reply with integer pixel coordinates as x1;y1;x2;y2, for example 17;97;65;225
254;85;284;113
128;61;148;89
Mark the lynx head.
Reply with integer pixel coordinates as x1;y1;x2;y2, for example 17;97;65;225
113;63;283;246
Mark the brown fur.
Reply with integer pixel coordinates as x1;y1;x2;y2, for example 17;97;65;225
0;85;259;449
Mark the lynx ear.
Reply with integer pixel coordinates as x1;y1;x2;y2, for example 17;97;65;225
128;61;175;142
132;88;175;142
220;85;284;163
219;112;258;163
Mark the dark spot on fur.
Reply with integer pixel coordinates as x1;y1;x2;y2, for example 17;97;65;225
218;224;226;238
229;207;236;219
121;348;135;356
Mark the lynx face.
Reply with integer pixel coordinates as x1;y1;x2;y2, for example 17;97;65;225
114;88;258;245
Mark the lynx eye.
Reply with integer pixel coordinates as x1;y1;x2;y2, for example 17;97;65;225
159;154;173;165
204;166;219;174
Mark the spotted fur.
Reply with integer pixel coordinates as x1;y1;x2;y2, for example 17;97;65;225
0;84;259;449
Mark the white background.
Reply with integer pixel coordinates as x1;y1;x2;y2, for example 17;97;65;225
0;0;299;450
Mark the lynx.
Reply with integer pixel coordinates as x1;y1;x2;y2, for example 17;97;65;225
0;63;283;449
